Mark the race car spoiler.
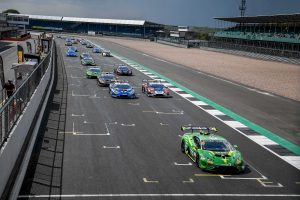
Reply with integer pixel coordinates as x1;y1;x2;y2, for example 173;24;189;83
181;126;218;133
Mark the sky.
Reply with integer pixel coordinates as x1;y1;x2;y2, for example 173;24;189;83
1;0;299;27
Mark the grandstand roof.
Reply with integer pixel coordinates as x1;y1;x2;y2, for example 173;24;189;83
62;16;145;26
14;14;155;26
214;13;300;24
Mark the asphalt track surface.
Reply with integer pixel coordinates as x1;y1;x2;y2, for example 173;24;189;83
18;38;300;199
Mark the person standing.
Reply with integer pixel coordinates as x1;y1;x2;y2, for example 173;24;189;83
3;80;15;98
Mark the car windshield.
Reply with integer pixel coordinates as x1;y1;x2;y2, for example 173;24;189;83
201;140;232;152
68;50;75;53
119;66;128;70
83;58;93;61
115;84;130;89
150;84;164;89
89;68;100;72
102;75;115;79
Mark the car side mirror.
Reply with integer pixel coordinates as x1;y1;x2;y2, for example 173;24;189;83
233;145;238;149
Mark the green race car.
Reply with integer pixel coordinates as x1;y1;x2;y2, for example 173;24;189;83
81;57;96;66
180;126;244;172
86;67;102;78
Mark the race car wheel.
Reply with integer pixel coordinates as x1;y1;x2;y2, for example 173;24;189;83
181;141;186;153
196;155;201;168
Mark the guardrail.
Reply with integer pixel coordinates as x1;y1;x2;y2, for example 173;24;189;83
0;41;53;149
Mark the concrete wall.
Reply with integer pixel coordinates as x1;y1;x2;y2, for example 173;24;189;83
156;39;188;48
0;50;53;198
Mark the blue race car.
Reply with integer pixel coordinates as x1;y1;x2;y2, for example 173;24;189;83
68;46;78;52
109;81;136;98
92;47;102;53
66;50;77;57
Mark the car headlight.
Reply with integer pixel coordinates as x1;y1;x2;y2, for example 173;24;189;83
235;156;242;165
129;89;135;95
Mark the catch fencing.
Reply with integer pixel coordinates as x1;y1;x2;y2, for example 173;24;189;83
0;40;54;149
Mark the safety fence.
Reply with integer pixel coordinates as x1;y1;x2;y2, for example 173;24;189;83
156;37;300;59
0;40;54;149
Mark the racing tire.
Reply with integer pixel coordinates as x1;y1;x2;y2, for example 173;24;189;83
181;141;186;153
196;155;201;168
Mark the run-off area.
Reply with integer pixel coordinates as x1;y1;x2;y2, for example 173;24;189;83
18;37;300;199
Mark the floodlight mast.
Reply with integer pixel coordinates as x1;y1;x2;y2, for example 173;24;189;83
239;0;246;17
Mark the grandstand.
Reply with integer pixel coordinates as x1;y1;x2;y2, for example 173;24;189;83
212;13;300;58
19;14;163;38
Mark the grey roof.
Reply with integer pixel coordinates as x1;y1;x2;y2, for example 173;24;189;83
62;17;145;26
18;14;146;26
214;13;300;24
27;14;63;21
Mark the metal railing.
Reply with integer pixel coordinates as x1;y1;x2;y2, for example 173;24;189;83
0;40;54;149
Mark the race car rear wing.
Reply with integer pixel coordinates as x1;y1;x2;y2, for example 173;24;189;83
181;126;218;134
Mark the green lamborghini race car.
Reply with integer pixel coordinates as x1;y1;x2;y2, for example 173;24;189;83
86;67;101;78
180;126;244;172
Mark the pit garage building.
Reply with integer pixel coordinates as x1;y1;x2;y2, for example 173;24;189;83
21;14;163;38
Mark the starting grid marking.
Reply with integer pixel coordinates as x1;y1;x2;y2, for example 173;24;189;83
87;40;300;171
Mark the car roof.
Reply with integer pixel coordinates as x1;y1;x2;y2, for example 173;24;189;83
88;67;101;70
191;133;226;141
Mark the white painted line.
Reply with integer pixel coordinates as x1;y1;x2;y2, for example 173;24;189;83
205;110;225;116
257;179;284;188
220;176;263;180
102;146;120;149
156;111;184;115
120;123;135;127
190;101;208;106
83;121;94;124
149;76;159;80
128;102;140;106
179;93;194;98
183;178;194;183
160;123;169;126
174;162;193;166
71;114;85;117
144;72;153;75
248;135;278;146
143;178;159;183
280;156;300;170
170;87;183;92
139;69;147;72
223;121;247;128
18;194;300;198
